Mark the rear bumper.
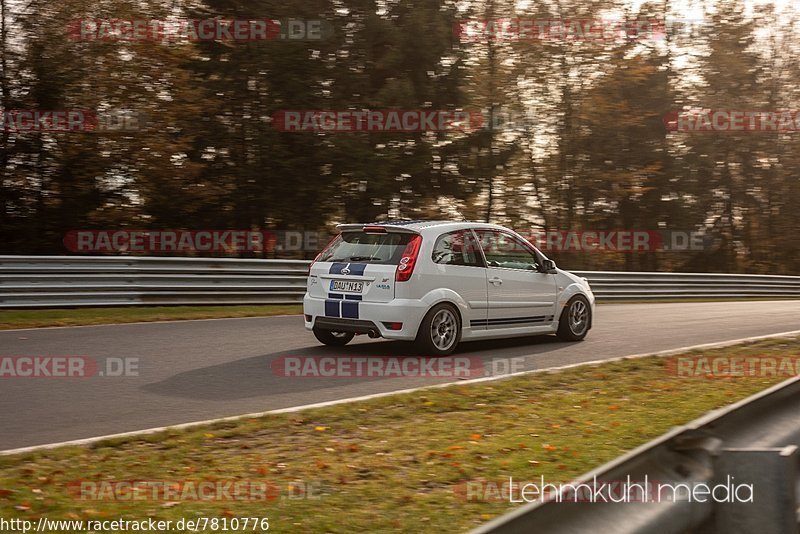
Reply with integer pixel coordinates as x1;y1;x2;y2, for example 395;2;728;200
314;317;378;335
303;294;427;341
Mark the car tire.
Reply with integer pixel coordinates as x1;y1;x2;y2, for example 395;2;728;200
313;328;355;346
415;303;461;356
556;295;591;341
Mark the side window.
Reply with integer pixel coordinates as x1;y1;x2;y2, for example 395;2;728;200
431;230;483;267
475;230;539;271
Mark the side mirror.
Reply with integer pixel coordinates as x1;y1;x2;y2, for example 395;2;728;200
541;259;557;274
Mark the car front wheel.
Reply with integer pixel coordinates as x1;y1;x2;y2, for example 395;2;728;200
415;303;461;356
313;328;355;346
556;295;591;341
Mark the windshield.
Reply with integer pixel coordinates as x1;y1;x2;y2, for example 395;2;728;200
317;232;414;265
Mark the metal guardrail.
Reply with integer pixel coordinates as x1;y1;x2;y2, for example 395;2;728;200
575;270;800;300
0;256;310;307
472;373;800;534
1;256;799;308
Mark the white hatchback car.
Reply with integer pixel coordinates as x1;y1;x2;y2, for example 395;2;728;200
303;221;594;355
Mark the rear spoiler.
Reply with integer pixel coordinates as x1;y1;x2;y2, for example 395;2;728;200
335;223;420;235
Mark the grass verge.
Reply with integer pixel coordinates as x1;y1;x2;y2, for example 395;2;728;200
0;305;303;330
1;337;798;532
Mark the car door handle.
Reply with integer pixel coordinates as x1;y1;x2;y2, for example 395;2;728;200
489;277;503;285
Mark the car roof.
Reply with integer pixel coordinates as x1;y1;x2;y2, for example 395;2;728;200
343;220;511;233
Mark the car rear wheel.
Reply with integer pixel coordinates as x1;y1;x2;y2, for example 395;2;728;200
556;295;591;341
415;303;461;356
313;328;355;346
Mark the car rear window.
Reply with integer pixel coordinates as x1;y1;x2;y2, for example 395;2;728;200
318;232;415;265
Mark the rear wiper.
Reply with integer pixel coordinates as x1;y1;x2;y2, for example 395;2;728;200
349;256;382;261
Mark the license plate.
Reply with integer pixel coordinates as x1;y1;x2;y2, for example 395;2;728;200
330;280;363;293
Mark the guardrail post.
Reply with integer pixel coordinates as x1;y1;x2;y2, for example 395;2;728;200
712;446;798;534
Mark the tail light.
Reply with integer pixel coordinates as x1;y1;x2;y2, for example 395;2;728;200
395;235;422;282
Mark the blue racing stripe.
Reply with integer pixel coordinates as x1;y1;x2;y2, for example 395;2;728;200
344;294;362;301
328;293;343;299
329;263;347;274
324;300;340;317
341;301;359;319
347;263;367;276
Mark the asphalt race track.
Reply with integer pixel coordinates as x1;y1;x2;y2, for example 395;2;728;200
2;300;799;450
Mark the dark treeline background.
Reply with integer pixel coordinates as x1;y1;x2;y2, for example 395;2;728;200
0;0;798;273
